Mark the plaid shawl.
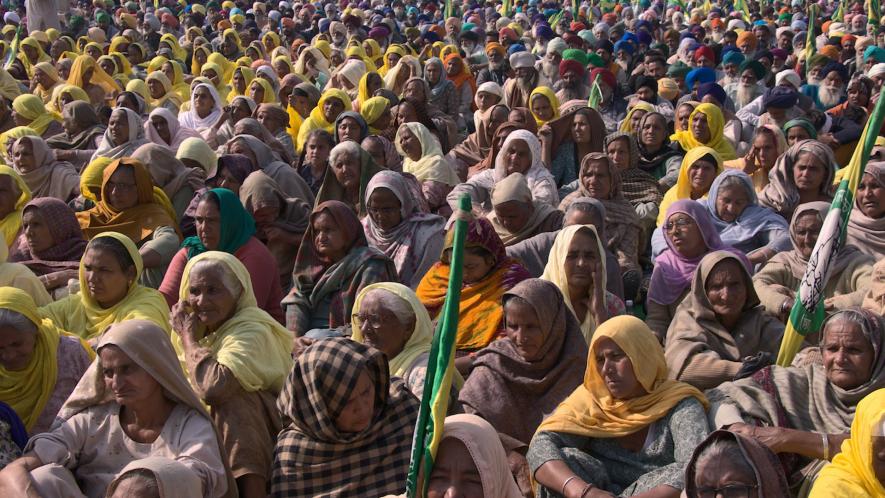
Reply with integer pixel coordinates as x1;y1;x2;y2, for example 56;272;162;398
271;338;419;497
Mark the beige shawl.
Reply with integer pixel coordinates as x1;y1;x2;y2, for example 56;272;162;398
130;143;206;201
13;136;79;201
664;251;784;390
845;162;885;257
488;172;563;246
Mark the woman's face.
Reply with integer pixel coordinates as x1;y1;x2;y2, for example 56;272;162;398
213;166;244;196
0;176;17;219
425;62;441;85
692;449;757;498
822;320;874;390
753;131;778;168
334;368;375;433
504;297;545;362
396;101;418;126
630;109;647;132
336;116;363;142
257;107;282;133
106;164;141;211
530;94;554;122
150;115;172;145
581;159;613;199
12;140;36;173
793;212;822;258
493;199;533;235
793;152;827;194
161;62;176;83
228;141;258;168
356;292;412;360
641;114;667;148
273;59;290;79
232;69;247;93
193;86;216;117
402;80;425;101
715;184;750;222
322;96;345;123
691;112;712;143
186;265;239;332
857;173;885;219
195;198;222;250
572;113;592;144
786;126;811;146
22;208;54;254
22;45;38;63
460;250;494;284
0;320;37;372
99;59;116;76
249;81;266;103
313;211;350;262
427;437;484;498
82;246;135;309
476;90;500;111
502;139;533;176
676;104;694;131
12;109;30;127
201;68;220;86
367;187;402;231
147;78;165;99
397;127;422;161
688;158;717;196
666;212;707;259
594;336;646;400
231;100;253;123
331;152;361;191
564;228;599;291
705;259;748;325
100;345;163;407
606;137;631;172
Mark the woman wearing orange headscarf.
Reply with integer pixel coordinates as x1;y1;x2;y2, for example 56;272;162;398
76;158;181;288
443;52;477;131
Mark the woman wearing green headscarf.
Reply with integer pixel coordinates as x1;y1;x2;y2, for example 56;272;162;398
159;188;285;323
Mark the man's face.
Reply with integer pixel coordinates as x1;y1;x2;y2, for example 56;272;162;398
515;66;534;81
647;60;666;78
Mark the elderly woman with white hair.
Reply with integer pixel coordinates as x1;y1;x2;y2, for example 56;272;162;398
314;140;385;218
447;130;558;213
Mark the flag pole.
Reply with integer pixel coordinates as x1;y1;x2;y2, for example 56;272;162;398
405;194;470;497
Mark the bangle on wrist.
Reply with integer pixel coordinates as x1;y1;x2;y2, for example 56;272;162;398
561;476;579;496
580;483;595;498
821;433;830;460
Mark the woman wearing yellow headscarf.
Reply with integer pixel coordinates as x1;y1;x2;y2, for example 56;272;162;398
296;88;352;152
200;61;232;103
77;157;112;208
17;37;51;78
146;54;168;74
67;54;121;106
49;84;90;114
344;44;378;72
228;65;255;103
271;55;294;79
0;126;38;165
159;33;187;61
362;39;383;67
669;102;737;160
221;28;245;59
249;77;276;104
619;101;656;134
0;165;30;247
158;59;189;103
98;55;129;87
11;95;62;138
41;231;171;340
809;388;885;498
0;288;93;434
656;146;724;226
146;71;184;113
379;44;406;76
531;315;709;497
360;96;390;135
30;62;62;104
262;31;281;53
192;44;212;77
356;71;383;111
529;86;560;128
171;250;292;494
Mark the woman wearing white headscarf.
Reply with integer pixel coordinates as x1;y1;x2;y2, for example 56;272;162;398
90;107;149;162
447;129;558;213
394;122;459;215
178;83;224;139
145;107;204;153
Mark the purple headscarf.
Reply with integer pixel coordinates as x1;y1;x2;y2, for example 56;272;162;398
648;200;750;305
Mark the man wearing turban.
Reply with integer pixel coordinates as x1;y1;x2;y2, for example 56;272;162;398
555;59;589;101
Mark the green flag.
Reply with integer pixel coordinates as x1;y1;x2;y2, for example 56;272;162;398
804;4;816;78
405;195;470;497
776;74;885;366
588;73;603;109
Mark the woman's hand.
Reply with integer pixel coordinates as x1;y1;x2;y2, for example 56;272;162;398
729;423;787;453
742;146;759;175
54;149;76;161
506;451;533;498
171;302;201;347
292;336;315;357
538;124;554;143
590;260;608;326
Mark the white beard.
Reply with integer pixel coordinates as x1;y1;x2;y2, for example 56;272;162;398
736;83;759;107
818;84;845;108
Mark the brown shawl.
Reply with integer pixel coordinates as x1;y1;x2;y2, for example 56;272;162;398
545;104;606;156
131;143;206;201
845;161;885;257
708;308;885;434
488;172;564;246
603;131;663;207
315;146;385;217
458;278;588;445
450;104;505;169
9;198;86;275
664;251;784;390
862;258;885;314
757;139;835;219
560;152;640;272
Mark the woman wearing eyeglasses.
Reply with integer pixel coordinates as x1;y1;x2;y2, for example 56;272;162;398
646;200;748;343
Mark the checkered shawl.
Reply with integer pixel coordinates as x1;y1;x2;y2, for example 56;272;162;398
271;338;419;497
